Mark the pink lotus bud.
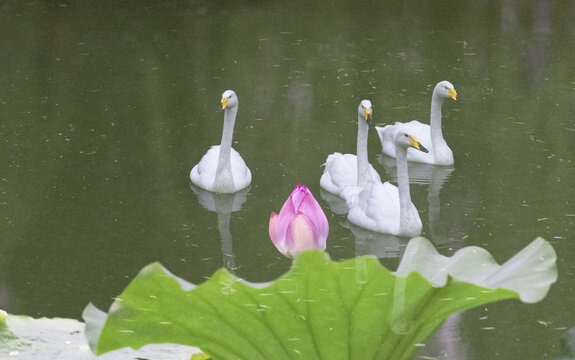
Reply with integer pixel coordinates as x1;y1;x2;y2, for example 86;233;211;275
269;184;329;257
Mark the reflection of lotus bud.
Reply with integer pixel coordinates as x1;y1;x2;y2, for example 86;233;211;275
269;184;329;258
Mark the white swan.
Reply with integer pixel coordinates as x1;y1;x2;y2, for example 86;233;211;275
375;81;457;165
320;100;381;197
347;131;428;237
190;90;251;193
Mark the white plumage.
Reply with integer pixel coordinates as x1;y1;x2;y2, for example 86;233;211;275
376;81;457;165
347;131;428;237
190;146;251;192
190;90;251;193
320;100;381;198
320;153;381;196
347;181;412;235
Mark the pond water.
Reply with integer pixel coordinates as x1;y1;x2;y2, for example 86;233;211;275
0;1;574;359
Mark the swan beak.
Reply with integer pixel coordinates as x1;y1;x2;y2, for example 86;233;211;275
364;108;373;125
408;135;429;153
221;97;230;110
448;88;457;101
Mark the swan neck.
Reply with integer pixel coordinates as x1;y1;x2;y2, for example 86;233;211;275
356;116;370;187
430;92;445;145
216;107;236;180
395;145;412;233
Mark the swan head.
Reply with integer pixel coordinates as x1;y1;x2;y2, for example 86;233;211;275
221;90;238;110
396;131;429;153
358;99;373;125
434;81;457;101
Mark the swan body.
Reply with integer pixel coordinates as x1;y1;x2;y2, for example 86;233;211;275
320;100;381;197
375;81;457;165
347;131;428;237
190;90;251;193
320;153;381;196
190;146;251;192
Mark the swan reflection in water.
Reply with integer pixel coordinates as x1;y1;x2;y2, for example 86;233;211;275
190;183;251;274
341;220;407;259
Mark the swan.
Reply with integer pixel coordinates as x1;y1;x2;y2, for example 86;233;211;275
347;131;429;237
190;90;251;193
375;81;457;165
320;100;381;197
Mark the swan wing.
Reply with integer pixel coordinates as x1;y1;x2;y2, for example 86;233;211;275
230;147;252;190
347;181;401;235
320;153;357;195
320;153;381;196
190;146;220;190
375;125;400;158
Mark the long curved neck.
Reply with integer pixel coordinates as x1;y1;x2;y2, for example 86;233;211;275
395;145;413;233
430;92;446;147
216;107;236;184
356;115;370;187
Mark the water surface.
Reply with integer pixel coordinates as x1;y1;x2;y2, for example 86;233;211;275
0;1;573;359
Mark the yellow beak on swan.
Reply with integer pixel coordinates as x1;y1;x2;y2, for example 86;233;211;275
408;135;429;153
364;107;373;125
221;97;230;110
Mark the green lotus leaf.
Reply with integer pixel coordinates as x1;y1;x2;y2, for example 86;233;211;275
86;237;557;360
395;237;557;303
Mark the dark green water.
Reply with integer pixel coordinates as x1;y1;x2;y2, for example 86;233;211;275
0;1;573;359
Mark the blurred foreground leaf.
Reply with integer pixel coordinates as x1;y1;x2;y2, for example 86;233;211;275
0;309;200;359
86;237;557;360
557;327;575;360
